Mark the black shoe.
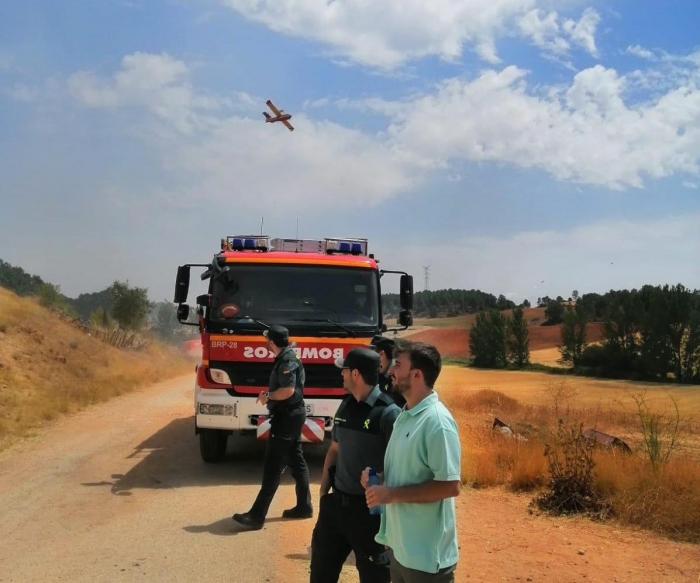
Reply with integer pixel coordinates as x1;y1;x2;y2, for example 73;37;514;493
282;506;313;519
232;512;264;530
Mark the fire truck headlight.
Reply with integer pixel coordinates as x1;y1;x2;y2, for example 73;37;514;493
199;404;235;415
209;368;231;384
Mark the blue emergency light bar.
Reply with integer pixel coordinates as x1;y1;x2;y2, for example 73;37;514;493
224;235;368;255
324;238;367;255
221;236;270;251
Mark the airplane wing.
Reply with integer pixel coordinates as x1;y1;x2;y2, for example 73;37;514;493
282;119;294;131
266;100;282;116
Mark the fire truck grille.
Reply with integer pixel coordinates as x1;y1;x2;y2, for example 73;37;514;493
210;361;344;393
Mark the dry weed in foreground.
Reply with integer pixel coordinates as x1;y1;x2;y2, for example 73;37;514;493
443;386;700;543
534;420;610;518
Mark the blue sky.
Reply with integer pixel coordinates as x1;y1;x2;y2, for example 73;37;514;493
1;0;699;304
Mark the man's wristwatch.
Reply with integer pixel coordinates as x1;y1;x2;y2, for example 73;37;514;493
263;391;271;401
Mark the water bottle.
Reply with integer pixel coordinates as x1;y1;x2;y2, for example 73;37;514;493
367;468;382;516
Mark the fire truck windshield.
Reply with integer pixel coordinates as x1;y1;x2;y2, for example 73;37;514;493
209;264;379;334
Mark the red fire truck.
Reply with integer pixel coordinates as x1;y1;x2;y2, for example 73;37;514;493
173;235;414;462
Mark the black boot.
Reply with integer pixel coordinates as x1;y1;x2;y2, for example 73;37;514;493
232;512;264;530
282;505;313;519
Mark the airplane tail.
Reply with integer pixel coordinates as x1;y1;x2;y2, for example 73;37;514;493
263;112;271;120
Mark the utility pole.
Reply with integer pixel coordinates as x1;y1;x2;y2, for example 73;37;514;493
423;266;430;292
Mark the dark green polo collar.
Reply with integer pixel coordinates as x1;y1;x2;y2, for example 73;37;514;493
359;385;382;407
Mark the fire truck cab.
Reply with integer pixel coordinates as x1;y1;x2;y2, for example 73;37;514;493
173;235;414;462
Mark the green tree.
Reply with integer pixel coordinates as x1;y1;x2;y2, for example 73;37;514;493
153;301;182;343
506;306;530;368
107;280;152;331
545;300;564;324
602;291;641;371
558;306;588;366
89;307;113;329
37;283;64;309
521;299;531;309
469;309;507;368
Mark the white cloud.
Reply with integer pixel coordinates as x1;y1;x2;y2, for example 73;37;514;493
518;8;600;57
5;83;37;102
67;52;417;214
165;116;417;212
67;52;234;134
683;180;698;189
220;0;595;69
66;50;700;213
303;97;330;109
378;63;700;188
626;45;655;60
518;9;569;54
562;7;600;57
376;212;700;300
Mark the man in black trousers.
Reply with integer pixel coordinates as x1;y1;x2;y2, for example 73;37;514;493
233;325;312;529
309;347;401;582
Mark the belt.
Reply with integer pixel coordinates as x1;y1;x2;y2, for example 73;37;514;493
332;488;367;507
270;399;304;413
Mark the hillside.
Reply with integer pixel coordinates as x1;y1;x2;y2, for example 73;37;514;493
0;287;193;450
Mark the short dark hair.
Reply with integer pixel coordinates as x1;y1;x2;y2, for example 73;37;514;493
358;366;379;387
370;336;396;359
394;341;442;388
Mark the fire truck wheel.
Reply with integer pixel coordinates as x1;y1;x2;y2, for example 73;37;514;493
199;428;228;463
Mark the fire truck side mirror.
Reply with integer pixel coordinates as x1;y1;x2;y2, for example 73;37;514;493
174;265;191;304
176;304;190;322
398;310;413;328
400;275;413;310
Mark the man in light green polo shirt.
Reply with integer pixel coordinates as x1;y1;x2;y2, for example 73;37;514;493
362;341;461;582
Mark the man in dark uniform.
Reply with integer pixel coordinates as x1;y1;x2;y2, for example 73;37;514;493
309;347;402;583
232;325;312;529
370;336;406;408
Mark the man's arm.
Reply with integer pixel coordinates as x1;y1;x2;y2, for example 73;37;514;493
267;386;295;401
319;440;339;496
268;361;298;401
366;479;460;506
366;419;462;507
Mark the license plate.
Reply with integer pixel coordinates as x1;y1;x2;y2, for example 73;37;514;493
305;403;314;415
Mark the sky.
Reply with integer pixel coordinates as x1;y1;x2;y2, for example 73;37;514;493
1;0;699;305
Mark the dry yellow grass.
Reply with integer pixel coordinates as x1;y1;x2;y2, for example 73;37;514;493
529;347;566;367
437;367;700;542
436;365;700;416
0;287;193;449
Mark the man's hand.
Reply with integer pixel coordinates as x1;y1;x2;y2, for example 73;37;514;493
365;485;392;508
256;391;269;405
360;466;383;489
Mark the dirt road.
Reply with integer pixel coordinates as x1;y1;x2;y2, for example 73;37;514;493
0;376;329;583
1;374;698;583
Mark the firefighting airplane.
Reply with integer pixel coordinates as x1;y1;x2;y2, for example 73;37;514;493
263;99;294;131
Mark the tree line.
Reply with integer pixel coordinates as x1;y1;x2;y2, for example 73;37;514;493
468;283;700;384
383;288;520;318
0;259;189;344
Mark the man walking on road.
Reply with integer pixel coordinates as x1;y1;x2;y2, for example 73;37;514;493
233;325;312;530
363;341;461;582
309;347;401;583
